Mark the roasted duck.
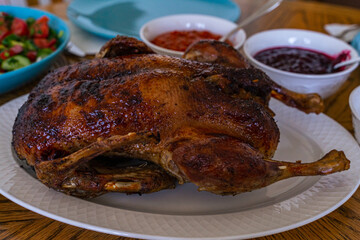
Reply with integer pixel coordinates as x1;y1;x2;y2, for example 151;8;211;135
12;36;350;198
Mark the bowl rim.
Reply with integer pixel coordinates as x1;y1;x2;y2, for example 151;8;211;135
243;28;359;79
139;13;246;56
0;6;70;79
350;85;360;120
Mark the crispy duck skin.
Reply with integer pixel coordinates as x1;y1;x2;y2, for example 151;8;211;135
12;36;349;197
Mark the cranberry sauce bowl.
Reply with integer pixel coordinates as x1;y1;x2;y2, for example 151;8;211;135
254;47;349;74
243;29;359;98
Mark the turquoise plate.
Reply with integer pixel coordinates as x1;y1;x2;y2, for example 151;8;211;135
67;0;240;39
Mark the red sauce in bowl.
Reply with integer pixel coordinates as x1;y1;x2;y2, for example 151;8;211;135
151;30;232;52
254;47;349;74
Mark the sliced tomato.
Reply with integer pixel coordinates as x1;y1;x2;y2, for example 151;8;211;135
0;30;10;41
0;14;10;28
0;16;6;26
31;16;49;38
36;16;49;24
33;38;56;48
33;38;48;48
9;45;23;55
11;18;29;36
0;50;10;60
26;51;37;62
47;38;56;47
0;24;9;40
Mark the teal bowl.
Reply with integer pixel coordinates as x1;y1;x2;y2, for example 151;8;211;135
0;6;70;94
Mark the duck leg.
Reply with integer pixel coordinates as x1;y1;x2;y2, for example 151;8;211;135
60;160;176;197
184;40;324;114
35;132;175;195
263;149;350;182
169;134;350;195
270;87;324;114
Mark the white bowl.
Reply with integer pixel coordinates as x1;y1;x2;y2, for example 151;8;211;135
243;29;359;98
349;86;360;144
140;14;246;58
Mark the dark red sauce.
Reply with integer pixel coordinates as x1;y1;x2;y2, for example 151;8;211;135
254;47;349;74
151;30;233;52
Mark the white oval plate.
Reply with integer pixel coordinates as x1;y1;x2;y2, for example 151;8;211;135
0;95;359;240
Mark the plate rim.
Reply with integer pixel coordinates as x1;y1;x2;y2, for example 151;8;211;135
66;0;241;39
0;95;359;240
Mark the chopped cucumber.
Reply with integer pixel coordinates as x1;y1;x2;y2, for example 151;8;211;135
37;48;53;59
24;40;36;51
10;40;24;47
1;55;31;71
58;30;64;38
2;34;21;47
26;17;35;26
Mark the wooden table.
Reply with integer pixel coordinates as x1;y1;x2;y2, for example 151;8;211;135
1;1;360;239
